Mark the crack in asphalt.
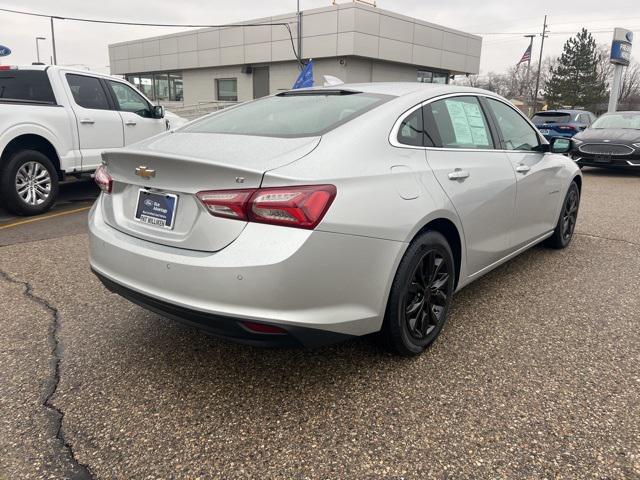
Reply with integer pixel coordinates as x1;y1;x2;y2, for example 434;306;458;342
575;232;640;248
0;269;94;480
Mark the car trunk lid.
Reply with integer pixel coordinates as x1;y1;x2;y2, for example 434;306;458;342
100;132;320;252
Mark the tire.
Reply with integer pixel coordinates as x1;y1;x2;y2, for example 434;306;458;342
382;231;455;356
544;181;580;249
0;150;59;216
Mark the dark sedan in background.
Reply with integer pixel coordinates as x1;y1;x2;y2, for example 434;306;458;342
532;109;596;140
570;111;640;169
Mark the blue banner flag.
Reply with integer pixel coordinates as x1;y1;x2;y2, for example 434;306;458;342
292;60;313;89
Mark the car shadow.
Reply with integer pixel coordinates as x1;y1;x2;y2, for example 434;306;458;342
581;166;640;177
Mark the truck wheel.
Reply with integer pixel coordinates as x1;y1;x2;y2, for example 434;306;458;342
0;150;59;216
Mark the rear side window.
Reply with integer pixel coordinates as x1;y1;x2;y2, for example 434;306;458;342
66;74;110;110
425;96;493;149
0;70;56;104
184;92;392;138
397;108;424;147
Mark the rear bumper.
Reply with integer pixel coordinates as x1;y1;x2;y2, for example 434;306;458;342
93;269;353;348
89;199;405;342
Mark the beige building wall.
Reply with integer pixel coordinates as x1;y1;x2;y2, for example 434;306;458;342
180;56;449;104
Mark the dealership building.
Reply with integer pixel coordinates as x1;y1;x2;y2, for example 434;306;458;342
108;2;482;106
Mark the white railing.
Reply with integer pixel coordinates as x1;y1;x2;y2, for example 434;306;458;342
169;100;238;120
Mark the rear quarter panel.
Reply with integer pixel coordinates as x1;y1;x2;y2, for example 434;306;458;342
0;104;79;171
262;99;462;244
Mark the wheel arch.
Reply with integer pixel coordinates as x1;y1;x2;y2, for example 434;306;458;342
1;134;63;180
411;217;463;290
572;174;582;192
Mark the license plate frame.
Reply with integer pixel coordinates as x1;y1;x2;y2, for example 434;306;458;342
134;189;179;230
594;154;612;164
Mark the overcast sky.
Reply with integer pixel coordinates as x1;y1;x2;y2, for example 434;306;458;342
0;0;638;76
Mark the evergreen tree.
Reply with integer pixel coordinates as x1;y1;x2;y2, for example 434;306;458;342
545;29;607;110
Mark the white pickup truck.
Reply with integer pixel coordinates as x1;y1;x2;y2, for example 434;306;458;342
0;65;181;215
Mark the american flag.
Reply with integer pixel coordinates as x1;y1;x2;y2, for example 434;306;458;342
517;44;532;66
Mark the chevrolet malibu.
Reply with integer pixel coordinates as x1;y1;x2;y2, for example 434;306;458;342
89;83;582;356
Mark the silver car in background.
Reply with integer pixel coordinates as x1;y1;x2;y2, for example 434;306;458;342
89;83;581;356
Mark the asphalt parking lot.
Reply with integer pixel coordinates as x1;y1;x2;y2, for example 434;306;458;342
0;168;639;479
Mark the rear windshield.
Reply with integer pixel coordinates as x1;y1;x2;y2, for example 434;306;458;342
183;91;392;138
0;70;56;104
591;112;640;129
531;112;571;124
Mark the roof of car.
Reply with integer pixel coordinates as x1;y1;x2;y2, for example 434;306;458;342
297;82;502;99
6;64;116;77
533;109;591;115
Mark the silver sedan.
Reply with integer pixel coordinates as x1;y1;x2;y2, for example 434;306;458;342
89;83;581;356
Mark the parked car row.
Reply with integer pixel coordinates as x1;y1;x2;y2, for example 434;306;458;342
531;108;640;170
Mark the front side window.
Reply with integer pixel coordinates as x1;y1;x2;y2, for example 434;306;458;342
486;98;539;151
107;81;151;117
66;74;110;110
216;78;238;102
184;92;391;138
425;96;493;149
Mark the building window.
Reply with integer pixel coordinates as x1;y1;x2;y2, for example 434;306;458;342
125;72;183;101
169;73;183;102
216;78;238;101
417;70;449;84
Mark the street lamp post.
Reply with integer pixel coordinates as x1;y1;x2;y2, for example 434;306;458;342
35;36;46;63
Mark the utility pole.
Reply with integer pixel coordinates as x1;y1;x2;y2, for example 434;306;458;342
296;0;303;65
50;17;58;65
533;15;548;113
524;34;535;115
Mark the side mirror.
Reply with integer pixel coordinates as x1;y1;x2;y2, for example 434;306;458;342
550;137;571;154
152;105;165;119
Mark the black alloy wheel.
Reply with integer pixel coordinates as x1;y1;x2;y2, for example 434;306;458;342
383;230;455;356
561;186;579;243
545;181;580;249
404;249;451;340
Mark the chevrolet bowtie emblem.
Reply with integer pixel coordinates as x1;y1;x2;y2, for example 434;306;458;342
135;166;156;178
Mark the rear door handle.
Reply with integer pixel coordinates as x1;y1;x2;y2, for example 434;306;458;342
516;164;531;174
79;118;94;124
448;168;470;180
125;120;137;126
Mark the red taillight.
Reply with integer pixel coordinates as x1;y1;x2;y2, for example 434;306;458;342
196;184;336;230
240;321;287;335
196;189;254;220
557;124;577;132
94;164;112;194
0;66;16;71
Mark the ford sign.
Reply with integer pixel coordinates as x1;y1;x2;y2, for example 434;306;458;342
610;28;633;66
0;45;11;57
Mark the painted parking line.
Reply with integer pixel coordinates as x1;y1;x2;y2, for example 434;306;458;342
0;206;92;230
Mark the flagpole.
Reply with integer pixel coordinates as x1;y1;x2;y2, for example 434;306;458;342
524;34;535;116
533;15;548;114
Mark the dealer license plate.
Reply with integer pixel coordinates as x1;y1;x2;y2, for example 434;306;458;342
134;189;178;230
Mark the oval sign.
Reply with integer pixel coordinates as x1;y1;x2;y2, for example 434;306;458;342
0;45;11;57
